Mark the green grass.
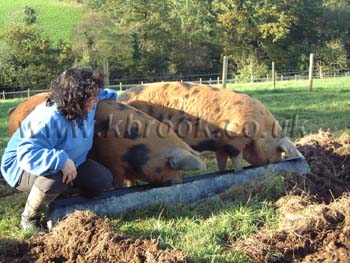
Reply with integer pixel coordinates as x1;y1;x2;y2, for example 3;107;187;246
0;77;350;262
0;0;85;44
0;98;21;157
228;77;350;136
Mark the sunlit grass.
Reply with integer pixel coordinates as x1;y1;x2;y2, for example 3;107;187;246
0;0;85;44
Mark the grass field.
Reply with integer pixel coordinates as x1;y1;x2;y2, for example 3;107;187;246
0;0;85;44
230;77;350;136
0;77;349;262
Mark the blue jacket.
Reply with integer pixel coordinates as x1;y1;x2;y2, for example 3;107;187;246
1;89;117;187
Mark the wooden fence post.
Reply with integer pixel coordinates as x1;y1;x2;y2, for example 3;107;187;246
309;53;314;92
272;62;276;88
222;56;228;88
217;76;220;84
103;58;110;87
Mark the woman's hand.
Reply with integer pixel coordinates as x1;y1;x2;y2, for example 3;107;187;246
61;158;77;184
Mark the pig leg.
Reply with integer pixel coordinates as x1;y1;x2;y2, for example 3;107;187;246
215;149;229;171
231;153;243;172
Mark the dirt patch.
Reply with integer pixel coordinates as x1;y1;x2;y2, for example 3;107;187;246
233;131;350;262
0;211;188;263
292;130;350;202
233;194;350;263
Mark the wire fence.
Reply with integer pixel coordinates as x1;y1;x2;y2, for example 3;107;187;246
1;68;350;100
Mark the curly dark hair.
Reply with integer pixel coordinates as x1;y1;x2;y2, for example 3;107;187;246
47;67;104;121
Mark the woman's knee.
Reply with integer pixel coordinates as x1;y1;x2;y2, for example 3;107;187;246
33;172;68;195
75;159;113;197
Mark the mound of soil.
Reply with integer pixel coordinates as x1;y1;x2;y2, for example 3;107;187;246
0;211;188;263
233;194;350;263
233;131;350;262
288;130;350;203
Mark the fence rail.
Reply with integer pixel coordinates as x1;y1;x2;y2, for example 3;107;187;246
1;70;350;100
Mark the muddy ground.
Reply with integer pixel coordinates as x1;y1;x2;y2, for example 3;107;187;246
233;130;350;263
1;130;350;262
0;210;188;263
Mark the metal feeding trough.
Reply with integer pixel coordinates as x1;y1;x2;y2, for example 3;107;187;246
48;157;310;224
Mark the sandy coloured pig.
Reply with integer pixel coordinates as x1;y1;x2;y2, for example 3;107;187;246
118;81;303;170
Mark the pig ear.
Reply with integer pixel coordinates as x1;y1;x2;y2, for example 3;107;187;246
278;138;304;158
167;148;206;171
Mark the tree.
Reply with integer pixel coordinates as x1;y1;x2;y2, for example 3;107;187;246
23;6;36;25
0;26;75;91
316;39;347;73
97;0;169;79
70;13;131;82
168;0;222;75
90;0;222;80
319;1;350;67
213;0;323;71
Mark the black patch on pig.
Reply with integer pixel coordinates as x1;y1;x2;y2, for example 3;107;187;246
178;117;185;123
192;89;200;95
126;127;140;140
192;140;219;152
234;101;243;105
215;107;220;113
116;103;128;110
128;101;138;108
181;82;192;90
212;129;222;138
184;94;190;99
157;113;164;122
148;106;155;116
223;144;240;157
94;121;106;135
122;144;150;169
128;103;144;115
195;118;201;126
